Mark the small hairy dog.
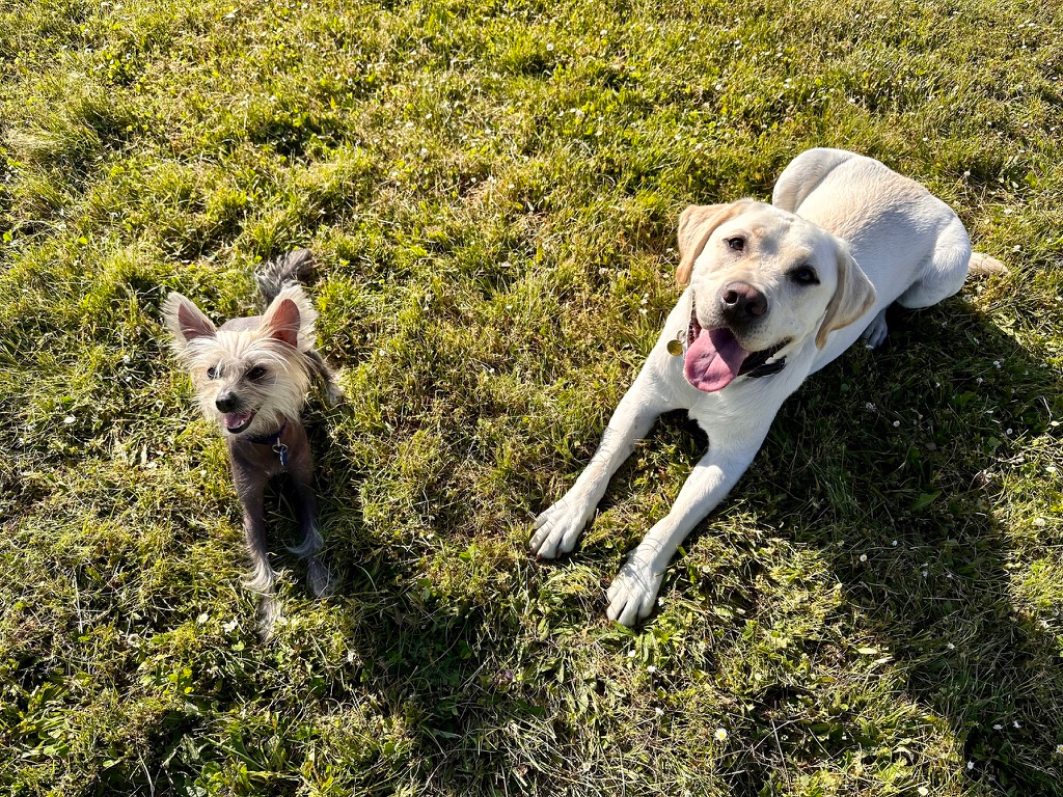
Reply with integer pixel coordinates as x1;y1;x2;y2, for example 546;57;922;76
163;250;342;626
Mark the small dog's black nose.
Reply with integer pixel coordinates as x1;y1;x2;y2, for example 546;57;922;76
215;392;238;413
719;281;767;323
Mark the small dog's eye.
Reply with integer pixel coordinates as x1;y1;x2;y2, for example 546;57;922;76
790;267;819;285
726;237;745;252
247;366;267;380
207;366;218;379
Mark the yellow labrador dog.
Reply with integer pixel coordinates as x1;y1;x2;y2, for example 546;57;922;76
530;148;1004;625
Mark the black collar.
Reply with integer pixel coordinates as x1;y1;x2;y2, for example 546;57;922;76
243;421;289;467
746;358;787;378
244;420;286;446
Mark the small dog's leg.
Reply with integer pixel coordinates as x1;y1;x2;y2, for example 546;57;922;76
237;479;278;595
234;475;283;634
605;435;764;626
287;460;333;598
258;593;283;638
530;369;673;559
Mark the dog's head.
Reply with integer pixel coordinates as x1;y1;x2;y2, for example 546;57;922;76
675;199;875;392
162;286;316;437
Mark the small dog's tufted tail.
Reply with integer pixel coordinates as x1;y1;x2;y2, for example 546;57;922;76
968;251;1008;276
255;249;317;305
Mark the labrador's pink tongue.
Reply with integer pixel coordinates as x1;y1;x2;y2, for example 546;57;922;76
684;328;749;392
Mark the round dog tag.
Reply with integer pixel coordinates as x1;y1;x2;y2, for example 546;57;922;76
667;339;683;357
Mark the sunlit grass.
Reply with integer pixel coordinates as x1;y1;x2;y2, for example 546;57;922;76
1;0;1061;794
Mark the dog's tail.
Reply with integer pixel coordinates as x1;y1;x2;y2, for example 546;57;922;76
255;249;317;305
968;251;1008;276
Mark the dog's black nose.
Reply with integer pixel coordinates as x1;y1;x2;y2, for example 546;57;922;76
719;281;767;322
215;392;238;413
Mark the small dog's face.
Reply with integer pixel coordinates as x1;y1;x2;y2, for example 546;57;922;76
676;200;875;391
163;288;315;437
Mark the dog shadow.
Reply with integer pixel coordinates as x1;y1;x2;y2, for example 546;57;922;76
667;294;1063;793
260;410;541;792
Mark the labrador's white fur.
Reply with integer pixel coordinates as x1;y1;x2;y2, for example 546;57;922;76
530;148;1004;625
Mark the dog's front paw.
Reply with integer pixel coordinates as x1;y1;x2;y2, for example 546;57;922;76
529;491;596;559
606;547;664;626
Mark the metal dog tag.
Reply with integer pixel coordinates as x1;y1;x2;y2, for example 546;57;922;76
667;328;686;357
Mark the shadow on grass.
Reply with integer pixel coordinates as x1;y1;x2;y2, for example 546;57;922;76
802;299;1063;796
660;295;1063;795
125;295;1058;796
316;294;1063;796
241;429;544;796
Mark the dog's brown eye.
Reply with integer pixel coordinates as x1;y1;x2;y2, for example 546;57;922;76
207;366;218;379
790;267;819;285
726;237;745;252
247;366;267;380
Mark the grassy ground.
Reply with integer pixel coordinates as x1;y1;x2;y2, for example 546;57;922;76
1;0;1061;794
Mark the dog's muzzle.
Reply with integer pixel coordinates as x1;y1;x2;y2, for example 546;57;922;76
672;293;789;379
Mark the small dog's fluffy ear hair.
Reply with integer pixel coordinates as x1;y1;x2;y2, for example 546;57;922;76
816;242;876;349
676;199;755;286
162;292;216;351
260;285;317;352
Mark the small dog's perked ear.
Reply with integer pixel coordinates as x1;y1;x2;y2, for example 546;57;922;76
162;292;216;351
676;199;756;287
815;244;876;349
260;285;318;352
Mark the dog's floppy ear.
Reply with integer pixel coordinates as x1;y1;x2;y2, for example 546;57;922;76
815;243;876;349
261;285;318;352
162;292;216;351
676;199;755;287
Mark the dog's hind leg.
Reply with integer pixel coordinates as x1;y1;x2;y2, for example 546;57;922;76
860;220;970;351
306;350;344;406
860;307;889;348
897;219;971;310
287;455;333;598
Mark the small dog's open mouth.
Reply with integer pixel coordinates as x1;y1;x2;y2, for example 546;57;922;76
684;297;788;391
224;410;256;434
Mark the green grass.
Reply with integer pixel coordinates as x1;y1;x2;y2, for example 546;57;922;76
1;0;1062;794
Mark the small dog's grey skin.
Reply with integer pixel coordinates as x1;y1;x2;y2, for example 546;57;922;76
163;250;342;629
